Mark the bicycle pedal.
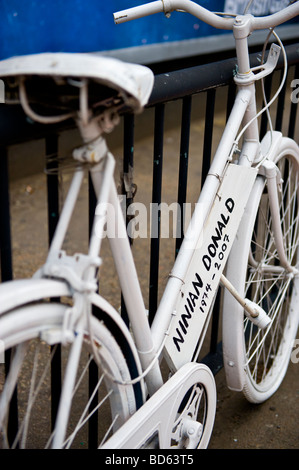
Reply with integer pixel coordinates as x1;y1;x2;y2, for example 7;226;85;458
244;299;272;330
221;274;271;329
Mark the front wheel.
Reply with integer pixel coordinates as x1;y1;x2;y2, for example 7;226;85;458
0;301;139;448
223;137;299;403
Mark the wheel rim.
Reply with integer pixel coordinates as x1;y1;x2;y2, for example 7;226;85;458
0;304;137;448
244;153;299;392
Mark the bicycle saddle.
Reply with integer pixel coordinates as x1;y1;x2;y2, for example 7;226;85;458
0;52;154;117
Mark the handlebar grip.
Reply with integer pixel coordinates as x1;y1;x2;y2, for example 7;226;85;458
114;1;164;24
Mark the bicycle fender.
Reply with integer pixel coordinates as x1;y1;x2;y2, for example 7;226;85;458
260;130;299;163
0;278;71;315
260;130;283;162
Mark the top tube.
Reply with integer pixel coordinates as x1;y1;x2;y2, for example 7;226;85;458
114;0;299;32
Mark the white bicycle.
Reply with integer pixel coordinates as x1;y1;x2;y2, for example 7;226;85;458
0;0;298;449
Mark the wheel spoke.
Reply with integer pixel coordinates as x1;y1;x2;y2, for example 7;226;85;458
244;153;298;392
0;306;137;448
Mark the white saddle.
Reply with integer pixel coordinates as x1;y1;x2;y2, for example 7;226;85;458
0;52;154;111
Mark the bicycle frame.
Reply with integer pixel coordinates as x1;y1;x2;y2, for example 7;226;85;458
1;0;298;451
43;86;256;381
37;1;299;398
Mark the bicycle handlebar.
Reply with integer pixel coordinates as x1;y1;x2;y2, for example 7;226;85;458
113;0;234;29
114;0;299;32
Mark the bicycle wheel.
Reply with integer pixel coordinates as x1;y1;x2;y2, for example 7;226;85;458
223;137;299;403
0;301;138;448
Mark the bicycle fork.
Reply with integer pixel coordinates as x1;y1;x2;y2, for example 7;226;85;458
259;156;299;277
221;129;299;332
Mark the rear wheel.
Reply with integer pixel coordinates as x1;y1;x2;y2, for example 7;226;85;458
223;139;299;403
0;302;138;448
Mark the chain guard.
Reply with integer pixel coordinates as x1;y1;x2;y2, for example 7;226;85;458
102;362;216;449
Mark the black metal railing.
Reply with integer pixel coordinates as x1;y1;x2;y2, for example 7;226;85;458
141;44;298;371
1;44;299;377
0;42;298;448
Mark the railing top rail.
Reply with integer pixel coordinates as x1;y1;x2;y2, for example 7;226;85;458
0;42;298;145
148;42;299;106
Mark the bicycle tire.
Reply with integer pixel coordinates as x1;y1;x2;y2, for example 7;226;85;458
0;301;138;448
222;136;299;403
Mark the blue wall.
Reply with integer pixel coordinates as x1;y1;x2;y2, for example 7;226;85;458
1;1;298;60
0;0;226;59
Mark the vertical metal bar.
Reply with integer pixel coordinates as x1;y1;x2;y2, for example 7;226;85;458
149;104;164;325
226;82;236;121
209;289;222;354
46;136;60;243
0;146;13;282
176;96;192;256
123;114;135;207
202;89;221;356
260;74;273;139
202;89;216;187
45;135;62;433
0;146;18;446
88;165;98;448
88;174;97;230
275;69;287;132
88;353;98;448
288;64;299;139
121;113;135;327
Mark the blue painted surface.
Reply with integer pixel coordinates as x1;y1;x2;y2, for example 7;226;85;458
0;0;227;59
1;1;298;60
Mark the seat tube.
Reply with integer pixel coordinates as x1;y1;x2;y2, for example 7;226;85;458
108;176;164;395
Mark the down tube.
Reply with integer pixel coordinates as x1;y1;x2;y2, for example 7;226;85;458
151;87;253;352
